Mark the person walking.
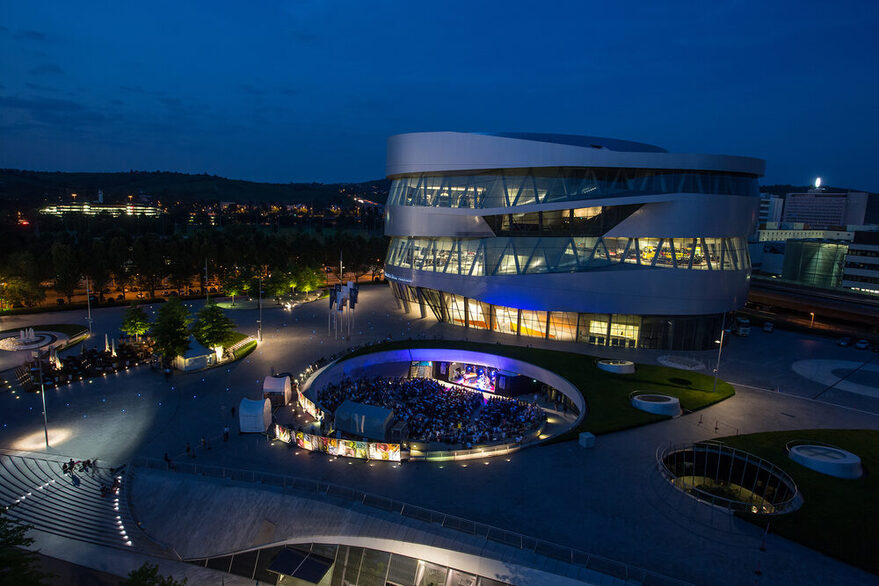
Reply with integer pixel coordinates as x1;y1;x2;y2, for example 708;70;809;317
201;436;210;450
231;406;236;418
186;442;194;459
164;452;172;469
223;426;230;442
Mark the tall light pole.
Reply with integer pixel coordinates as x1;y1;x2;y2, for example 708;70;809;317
85;277;93;335
257;274;263;342
712;313;727;393
37;350;49;448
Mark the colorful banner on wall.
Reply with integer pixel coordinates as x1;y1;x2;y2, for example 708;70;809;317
277;425;398;461
275;424;292;444
368;442;401;461
297;390;325;421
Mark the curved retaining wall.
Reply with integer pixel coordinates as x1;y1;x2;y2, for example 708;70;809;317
300;348;586;457
307;348;584;417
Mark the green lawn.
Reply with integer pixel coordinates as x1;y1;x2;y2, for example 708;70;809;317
0;323;88;338
233;340;258;360
342;339;734;437
717;429;879;575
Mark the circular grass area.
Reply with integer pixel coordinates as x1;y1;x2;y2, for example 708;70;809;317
717;429;879;575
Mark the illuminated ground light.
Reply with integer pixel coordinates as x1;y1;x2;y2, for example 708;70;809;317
12;428;73;451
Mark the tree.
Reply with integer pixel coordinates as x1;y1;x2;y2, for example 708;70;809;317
123;562;186;586
0;276;45;309
166;236;196;295
108;235;132;301
294;265;323;293
191;303;236;352
220;270;249;306
132;234;167;299
0;514;50;585
151;297;190;365
263;271;293;300
120;303;151;341
51;242;80;303
82;239;112;302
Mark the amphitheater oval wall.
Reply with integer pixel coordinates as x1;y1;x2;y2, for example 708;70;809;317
301;348;586;428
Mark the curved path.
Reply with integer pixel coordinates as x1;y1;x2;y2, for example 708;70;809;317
792;359;879;399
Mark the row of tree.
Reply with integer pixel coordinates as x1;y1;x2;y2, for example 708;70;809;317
122;298;239;364
0;224;387;309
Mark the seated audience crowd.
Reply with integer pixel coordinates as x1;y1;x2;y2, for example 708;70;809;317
317;376;545;446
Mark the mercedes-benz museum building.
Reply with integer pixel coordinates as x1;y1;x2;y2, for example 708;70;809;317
383;132;765;350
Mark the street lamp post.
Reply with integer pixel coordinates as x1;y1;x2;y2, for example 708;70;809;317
257;275;263;342
85;277;93;335
712;313;727;393
37;350;49;448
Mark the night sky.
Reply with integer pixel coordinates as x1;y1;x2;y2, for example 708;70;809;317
1;1;877;190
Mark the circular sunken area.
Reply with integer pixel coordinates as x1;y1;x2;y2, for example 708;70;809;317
788;443;863;479
296;347;586;459
0;329;59;352
658;442;801;515
631;393;681;417
597;359;635;374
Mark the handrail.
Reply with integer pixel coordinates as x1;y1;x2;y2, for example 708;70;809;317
655;441;800;515
131;456;692;586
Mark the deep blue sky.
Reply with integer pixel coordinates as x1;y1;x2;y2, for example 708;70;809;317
1;1;877;190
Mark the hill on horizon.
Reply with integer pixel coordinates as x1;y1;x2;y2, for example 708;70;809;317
0;169;390;206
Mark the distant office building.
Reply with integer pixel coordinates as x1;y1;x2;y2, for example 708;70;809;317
757;223;854;242
758;193;783;225
842;232;879;295
781;240;849;288
781;190;868;228
383;131;765;350
40;202;162;218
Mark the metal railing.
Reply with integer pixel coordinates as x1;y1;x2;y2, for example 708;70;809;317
655;441;801;515
131;456;691;586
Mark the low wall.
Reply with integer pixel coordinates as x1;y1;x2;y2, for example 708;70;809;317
306;348;586;423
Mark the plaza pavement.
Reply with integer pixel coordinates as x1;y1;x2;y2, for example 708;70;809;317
1;284;878;585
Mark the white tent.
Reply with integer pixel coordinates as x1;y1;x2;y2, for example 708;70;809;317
263;376;292;407
239;398;272;433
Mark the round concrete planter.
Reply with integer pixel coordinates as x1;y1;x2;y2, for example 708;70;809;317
631;393;682;417
788;444;863;479
597;359;635;374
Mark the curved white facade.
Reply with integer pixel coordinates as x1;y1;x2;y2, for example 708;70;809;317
384;132;765;350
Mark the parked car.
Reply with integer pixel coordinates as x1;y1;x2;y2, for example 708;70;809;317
56;298;65;305
838;337;852;347
116;294;124;301
763;321;775;333
855;339;870;350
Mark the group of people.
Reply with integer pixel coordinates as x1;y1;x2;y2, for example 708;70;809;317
317;375;545;446
62;458;97;475
100;476;121;497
